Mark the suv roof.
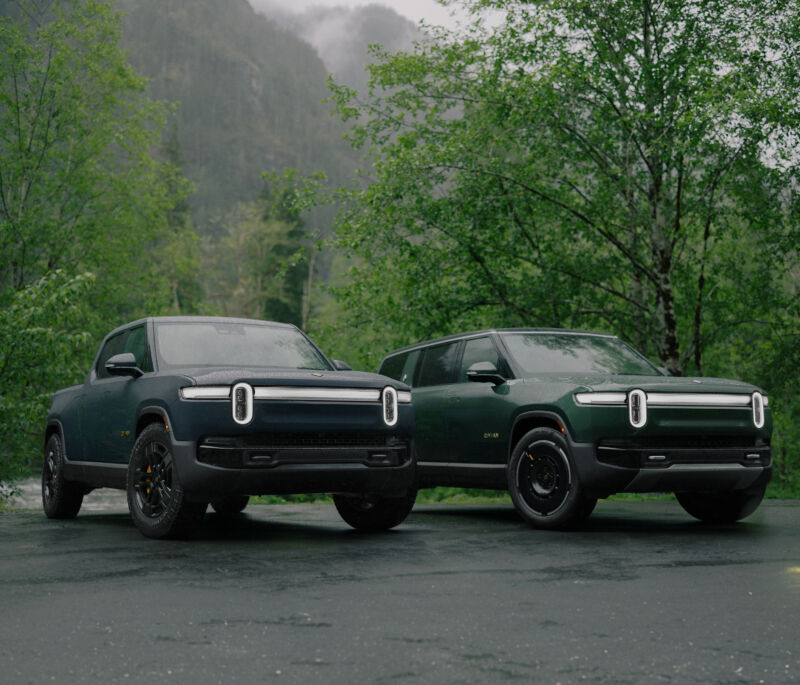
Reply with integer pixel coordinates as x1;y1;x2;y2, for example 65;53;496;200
382;327;618;358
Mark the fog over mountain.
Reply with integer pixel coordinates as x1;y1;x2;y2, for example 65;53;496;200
249;1;421;91
109;0;424;236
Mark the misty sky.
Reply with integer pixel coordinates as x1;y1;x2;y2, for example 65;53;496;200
249;0;467;28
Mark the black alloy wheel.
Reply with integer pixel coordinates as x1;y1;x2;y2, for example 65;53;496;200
507;427;593;529
126;423;206;539
132;439;173;519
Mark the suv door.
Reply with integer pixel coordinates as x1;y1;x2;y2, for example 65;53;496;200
412;341;461;467
446;335;510;470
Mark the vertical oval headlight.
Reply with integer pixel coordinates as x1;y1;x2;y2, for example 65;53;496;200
628;389;647;428
382;386;398;427
232;382;254;425
752;392;765;429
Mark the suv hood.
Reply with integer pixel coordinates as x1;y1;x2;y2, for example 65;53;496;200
522;374;765;396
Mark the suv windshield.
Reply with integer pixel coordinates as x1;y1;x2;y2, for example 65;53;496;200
154;321;331;370
502;333;660;376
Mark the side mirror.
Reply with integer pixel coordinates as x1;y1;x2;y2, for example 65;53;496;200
333;359;353;371
466;361;506;386
105;352;143;378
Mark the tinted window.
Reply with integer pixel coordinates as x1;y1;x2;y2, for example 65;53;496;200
460;337;503;382
502;333;659;376
154;321;331;370
123;325;152;372
96;332;127;379
417;342;460;387
379;353;407;382
379;349;419;386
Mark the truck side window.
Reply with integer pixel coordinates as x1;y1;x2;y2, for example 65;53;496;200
95;332;127;379
124;325;152;372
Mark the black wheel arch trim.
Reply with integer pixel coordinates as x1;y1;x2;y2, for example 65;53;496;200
509;409;574;456
136;405;173;436
44;419;66;452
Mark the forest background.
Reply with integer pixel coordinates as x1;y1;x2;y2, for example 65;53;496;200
1;0;798;501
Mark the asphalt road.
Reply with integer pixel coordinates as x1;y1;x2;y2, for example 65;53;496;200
2;491;800;684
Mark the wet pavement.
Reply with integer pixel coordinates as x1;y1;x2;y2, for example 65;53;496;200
2;492;800;684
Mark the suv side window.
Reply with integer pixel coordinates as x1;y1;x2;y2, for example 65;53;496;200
417;342;460;387
124;325;152;372
459;336;503;382
95;332;127;379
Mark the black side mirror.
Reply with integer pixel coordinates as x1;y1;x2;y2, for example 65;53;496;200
466;361;506;386
333;359;353;371
105;352;143;378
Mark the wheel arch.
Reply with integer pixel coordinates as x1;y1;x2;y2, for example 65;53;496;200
44;420;64;449
509;410;571;458
136;406;172;438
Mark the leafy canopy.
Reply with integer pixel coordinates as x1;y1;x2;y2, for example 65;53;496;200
0;0;191;488
327;0;800;374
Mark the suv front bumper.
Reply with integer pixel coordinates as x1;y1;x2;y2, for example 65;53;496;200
571;440;772;497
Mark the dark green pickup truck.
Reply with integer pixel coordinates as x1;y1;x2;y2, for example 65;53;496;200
43;316;415;538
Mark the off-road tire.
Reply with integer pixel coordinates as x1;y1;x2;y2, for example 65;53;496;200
507;427;592;529
126;423;206;539
676;486;766;523
211;495;250;516
42;433;84;519
333;489;417;532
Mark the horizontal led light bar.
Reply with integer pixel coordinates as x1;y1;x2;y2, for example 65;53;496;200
646;393;752;407
574;392;627;405
180;386;230;400
181;385;412;403
575;392;763;407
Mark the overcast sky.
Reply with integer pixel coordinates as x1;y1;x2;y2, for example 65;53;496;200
249;0;468;29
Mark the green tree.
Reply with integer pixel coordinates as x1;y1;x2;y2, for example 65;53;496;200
0;0;192;492
211;184;310;327
328;0;800;374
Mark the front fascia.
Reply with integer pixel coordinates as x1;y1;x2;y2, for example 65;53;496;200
168;391;414;442
505;376;772;495
563;377;773;446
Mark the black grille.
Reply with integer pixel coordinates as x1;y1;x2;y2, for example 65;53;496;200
197;433;410;469
202;432;402;448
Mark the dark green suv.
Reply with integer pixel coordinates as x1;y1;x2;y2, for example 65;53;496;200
378;329;772;528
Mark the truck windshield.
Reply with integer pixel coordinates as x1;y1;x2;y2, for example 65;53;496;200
502;333;660;376
154;321;331;370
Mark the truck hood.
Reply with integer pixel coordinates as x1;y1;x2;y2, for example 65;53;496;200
176;367;409;391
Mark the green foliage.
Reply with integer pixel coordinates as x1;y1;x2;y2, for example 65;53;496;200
0;271;94;484
207;173;323;327
315;0;800;481
327;0;800;376
0;0;196;495
415;488;511;504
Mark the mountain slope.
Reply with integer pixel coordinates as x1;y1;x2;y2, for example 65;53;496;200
118;0;356;231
